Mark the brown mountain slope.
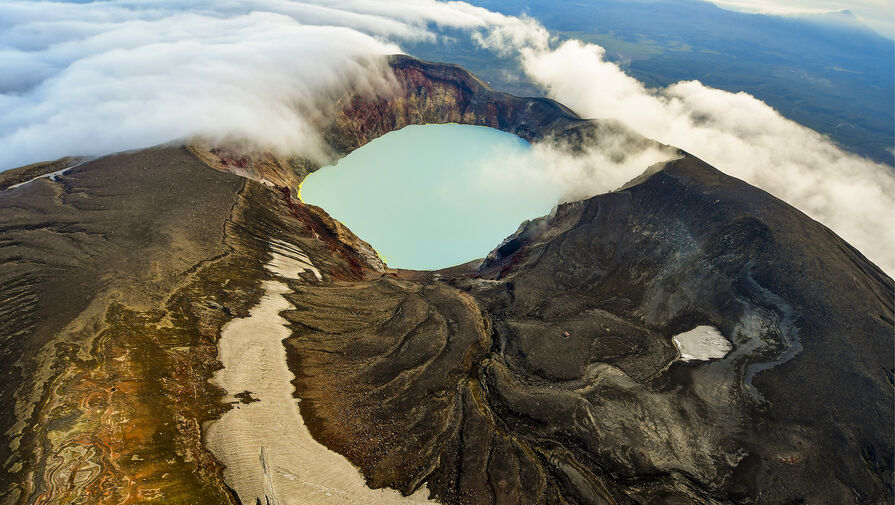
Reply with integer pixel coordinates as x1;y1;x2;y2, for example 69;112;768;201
0;55;891;505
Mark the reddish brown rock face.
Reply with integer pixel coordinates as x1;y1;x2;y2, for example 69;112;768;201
328;55;584;155
185;55;588;192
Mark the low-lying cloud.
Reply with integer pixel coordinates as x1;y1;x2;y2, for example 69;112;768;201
475;123;679;205
0;8;397;167
1;0;892;274
519;40;895;273
0;0;542;168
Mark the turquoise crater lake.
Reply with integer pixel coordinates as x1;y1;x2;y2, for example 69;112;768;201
300;124;555;270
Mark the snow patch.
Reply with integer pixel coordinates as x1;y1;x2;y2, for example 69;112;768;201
672;325;732;362
265;239;322;280
206;243;434;504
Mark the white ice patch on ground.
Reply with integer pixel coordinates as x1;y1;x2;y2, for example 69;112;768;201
265;239;322;280
5;159;88;191
206;244;434;504
672;325;733;362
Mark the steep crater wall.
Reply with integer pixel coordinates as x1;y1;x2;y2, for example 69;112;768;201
197;54;660;194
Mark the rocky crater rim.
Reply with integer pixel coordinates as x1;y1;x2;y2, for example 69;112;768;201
174;54;681;273
2;54;678;275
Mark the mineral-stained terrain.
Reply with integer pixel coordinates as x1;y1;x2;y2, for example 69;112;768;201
0;55;892;505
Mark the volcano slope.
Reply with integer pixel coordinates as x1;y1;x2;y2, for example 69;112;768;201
0;55;892;505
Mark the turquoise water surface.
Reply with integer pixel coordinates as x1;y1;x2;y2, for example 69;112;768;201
300;124;554;270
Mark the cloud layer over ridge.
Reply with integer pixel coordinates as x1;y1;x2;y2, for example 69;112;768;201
0;0;544;168
1;0;892;273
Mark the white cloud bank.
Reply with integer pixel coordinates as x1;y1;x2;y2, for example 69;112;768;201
475;123;678;204
0;0;544;168
518;40;895;274
1;0;892;274
1;13;400;165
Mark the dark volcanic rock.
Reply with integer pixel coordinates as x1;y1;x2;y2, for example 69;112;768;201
475;155;894;504
284;155;893;504
0;55;891;505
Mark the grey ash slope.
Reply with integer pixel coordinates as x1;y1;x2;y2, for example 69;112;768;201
288;154;893;505
473;155;893;503
0;55;891;505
